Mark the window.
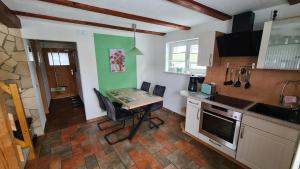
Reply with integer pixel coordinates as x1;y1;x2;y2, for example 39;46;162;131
166;39;206;75
48;52;70;66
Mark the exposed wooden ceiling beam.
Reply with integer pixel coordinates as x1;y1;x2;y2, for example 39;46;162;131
288;0;300;5
0;0;21;28
38;0;191;30
13;11;166;36
166;0;232;21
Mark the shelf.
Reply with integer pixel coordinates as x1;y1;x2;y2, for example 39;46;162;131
269;43;300;47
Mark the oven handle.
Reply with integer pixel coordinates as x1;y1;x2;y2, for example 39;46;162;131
202;110;234;123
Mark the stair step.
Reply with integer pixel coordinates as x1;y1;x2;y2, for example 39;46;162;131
21;147;30;169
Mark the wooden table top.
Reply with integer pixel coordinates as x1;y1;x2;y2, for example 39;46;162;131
106;88;163;109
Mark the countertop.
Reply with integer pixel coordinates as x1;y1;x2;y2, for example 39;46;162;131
180;90;300;131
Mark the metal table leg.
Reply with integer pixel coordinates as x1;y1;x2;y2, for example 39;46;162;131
128;110;150;139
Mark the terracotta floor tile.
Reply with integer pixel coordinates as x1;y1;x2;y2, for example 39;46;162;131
26;109;244;169
174;140;194;153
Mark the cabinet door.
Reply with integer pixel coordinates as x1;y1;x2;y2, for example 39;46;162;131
198;31;216;67
185;99;201;138
236;125;296;169
257;17;300;70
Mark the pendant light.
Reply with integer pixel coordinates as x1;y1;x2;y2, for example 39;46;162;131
128;24;143;56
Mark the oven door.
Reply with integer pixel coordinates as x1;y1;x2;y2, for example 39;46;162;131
199;109;241;150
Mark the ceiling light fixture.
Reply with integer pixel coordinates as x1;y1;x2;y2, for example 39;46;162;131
128;24;143;56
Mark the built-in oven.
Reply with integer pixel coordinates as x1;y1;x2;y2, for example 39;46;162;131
199;102;242;150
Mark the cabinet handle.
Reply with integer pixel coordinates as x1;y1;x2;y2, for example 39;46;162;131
209;54;212;66
209;139;221;147
197;108;200;120
188;101;198;106
240;125;245;139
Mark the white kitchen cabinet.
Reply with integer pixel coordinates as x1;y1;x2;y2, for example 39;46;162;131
236;124;297;169
197;31;221;67
257;17;300;70
185;98;201;138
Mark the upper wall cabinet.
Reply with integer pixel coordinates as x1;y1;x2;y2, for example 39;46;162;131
257;17;300;70
198;31;221;67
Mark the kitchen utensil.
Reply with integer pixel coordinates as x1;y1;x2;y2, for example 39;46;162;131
244;70;251;89
224;67;229;85
227;69;234;85
234;69;241;87
241;67;249;82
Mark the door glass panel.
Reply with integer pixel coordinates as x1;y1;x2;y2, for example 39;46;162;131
202;111;236;143
47;52;70;66
58;53;70;65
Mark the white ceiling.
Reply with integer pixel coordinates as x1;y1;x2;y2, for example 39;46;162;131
3;0;289;33
196;0;287;15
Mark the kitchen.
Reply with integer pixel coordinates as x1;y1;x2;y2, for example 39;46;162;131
180;10;300;169
1;0;300;169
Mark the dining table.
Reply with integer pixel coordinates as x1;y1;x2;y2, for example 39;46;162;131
106;88;163;139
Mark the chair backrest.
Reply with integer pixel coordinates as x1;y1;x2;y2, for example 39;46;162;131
93;88;106;111
153;85;166;97
102;96;117;121
140;81;151;92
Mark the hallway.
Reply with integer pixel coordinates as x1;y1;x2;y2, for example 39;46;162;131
45;97;86;133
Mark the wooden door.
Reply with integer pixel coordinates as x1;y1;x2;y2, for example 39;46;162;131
185;98;201;138
43;48;77;99
236;124;296;169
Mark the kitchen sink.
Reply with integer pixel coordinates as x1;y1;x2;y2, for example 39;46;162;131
247;103;300;124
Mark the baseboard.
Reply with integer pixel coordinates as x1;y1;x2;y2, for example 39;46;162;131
182;130;250;169
162;107;185;117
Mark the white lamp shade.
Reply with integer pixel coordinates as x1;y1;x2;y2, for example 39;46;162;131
128;47;143;56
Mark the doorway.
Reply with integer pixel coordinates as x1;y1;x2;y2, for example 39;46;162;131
43;48;77;99
30;40;86;133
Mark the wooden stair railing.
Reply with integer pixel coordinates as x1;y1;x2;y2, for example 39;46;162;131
0;96;21;169
0;82;36;161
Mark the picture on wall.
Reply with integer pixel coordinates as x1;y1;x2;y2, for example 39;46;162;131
109;48;126;72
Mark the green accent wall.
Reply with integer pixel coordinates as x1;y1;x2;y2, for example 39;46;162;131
94;33;137;94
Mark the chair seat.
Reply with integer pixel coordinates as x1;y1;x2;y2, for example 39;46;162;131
116;108;133;121
146;101;163;112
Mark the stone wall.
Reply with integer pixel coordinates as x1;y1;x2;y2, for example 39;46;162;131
0;23;43;135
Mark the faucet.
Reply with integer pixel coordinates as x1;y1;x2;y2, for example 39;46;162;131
280;80;300;107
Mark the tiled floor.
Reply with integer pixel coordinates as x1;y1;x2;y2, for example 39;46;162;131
45;97;86;133
26;110;243;169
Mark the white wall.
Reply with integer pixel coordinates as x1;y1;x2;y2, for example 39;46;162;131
19;17;160;120
152;3;300;115
23;39;47;134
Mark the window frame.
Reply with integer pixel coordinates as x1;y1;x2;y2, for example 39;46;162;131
166;38;205;75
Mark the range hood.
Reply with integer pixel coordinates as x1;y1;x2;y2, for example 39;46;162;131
217;11;263;57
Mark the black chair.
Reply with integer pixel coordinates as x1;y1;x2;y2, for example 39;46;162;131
146;85;166;128
140;81;151;92
93;88;122;131
101;96;134;145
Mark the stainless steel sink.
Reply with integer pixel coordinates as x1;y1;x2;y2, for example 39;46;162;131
247;103;300;124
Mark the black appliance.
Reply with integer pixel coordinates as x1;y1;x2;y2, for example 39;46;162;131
232;11;255;33
217;11;263;57
207;94;253;109
188;76;205;92
199;95;254;150
200;102;242;150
